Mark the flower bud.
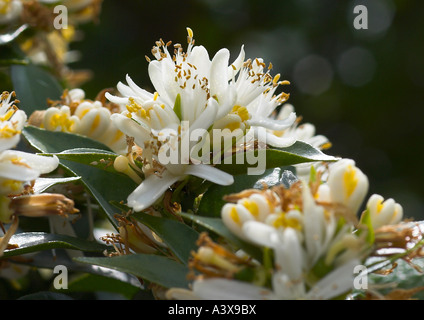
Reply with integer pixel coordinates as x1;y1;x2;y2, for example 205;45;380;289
366;194;403;229
327;159;369;215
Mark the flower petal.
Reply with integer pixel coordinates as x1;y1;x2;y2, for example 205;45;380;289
192;278;274;300
127;171;182;212
184;163;233;186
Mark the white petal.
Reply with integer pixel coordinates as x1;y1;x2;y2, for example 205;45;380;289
210;48;230;99
248;111;297;131
127;171;182;212
184;163;233;185
105;92;129;105
193;278;274;300
227;45;245;80
148;61;174;107
126;74;154;101
110;113;151;147
264;131;297;148
242;221;277;248
306;259;359;300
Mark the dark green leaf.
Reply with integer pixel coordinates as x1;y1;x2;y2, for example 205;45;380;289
2;232;109;258
18;292;74;300
10;63;63;114
22;127;136;228
22;126;113;154
32;176;81;194
75;254;190;289
59;159;138;229
67;273;141;299
216;141;338;176
367;258;424;299
132;212;199;264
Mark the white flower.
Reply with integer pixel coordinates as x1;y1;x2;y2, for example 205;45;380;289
1;91;60;222
169;257;358;300
37;89;127;154
212;179;367;300
365;194;403;229
327;158;369;215
0;91;26;151
0;0;22;25
107;28;296;212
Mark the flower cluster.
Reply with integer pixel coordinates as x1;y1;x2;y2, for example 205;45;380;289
167;159;405;300
0;90;77;256
1;18;422;301
29;88;127;154
106;28;297;212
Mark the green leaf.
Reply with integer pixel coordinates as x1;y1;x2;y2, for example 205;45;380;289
53;148;120;173
132;212;199;264
358;209;375;245
22;126;113;154
75;254;190;289
18;292;74;300
67;273;141;299
2;232;109;258
180;212;263;262
197;167;295;218
10;63;63;115
32;176;81;194
216;141;338;176
21;127;136;228
59;159;138;229
367;258;424;300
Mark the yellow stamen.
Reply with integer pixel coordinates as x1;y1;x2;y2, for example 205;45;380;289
272;212;302;230
343;165;358;198
229;206;241;225
241;200;259;218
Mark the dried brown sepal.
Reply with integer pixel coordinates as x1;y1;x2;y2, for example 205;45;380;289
188;233;253;280
21;0;55;32
374;221;424;258
9;193;79;217
363;286;424;300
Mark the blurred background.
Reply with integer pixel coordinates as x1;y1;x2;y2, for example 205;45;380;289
68;0;423;220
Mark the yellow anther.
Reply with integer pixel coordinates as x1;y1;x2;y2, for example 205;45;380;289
231;105;250;122
241;200;259;218
0;108;15;122
0;125;19;138
153;92;159;101
343;165;359;198
273;73;281;84
272;212;302;230
229;206;241;225
186;27;194;39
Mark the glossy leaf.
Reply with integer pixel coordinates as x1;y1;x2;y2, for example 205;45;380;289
22;126;113;154
59;159;138;229
10;64;63;115
216;141;338;176
67;273;141;299
2;232;109;258
76;254;190;289
132;212;199;264
32;176;81;194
